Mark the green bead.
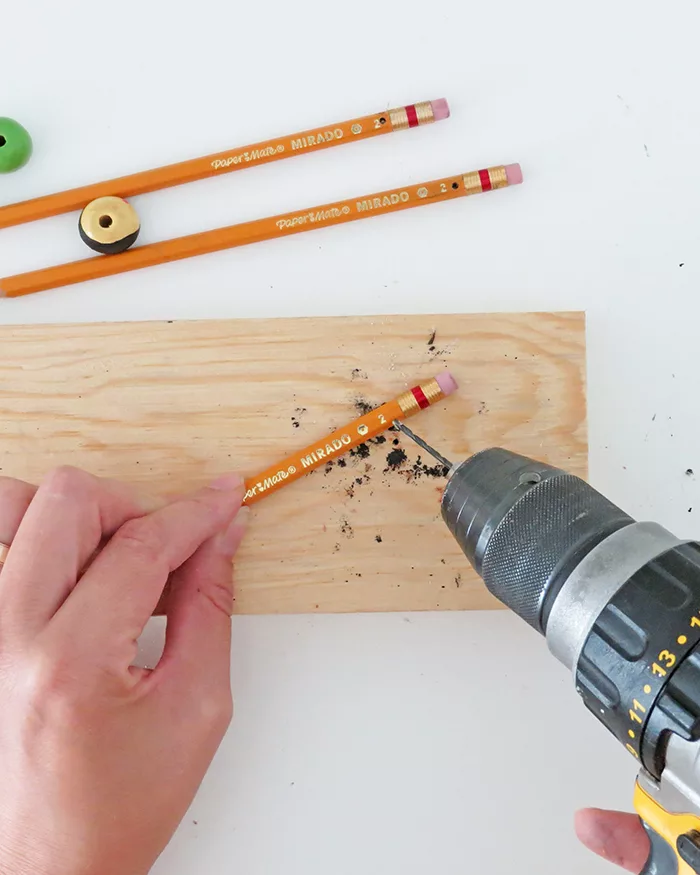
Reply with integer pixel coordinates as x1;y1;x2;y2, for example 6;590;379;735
0;118;33;173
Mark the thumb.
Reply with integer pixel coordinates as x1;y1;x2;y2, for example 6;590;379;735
575;808;650;872
157;506;250;704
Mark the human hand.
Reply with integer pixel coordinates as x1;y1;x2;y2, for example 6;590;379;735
575;807;650;872
0;468;247;875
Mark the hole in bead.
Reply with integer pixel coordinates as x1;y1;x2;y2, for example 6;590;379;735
99;215;113;229
0;136;6;148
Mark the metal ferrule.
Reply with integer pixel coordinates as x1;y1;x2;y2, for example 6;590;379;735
388;101;434;130
413;101;434;125
396;378;443;416
462;166;509;195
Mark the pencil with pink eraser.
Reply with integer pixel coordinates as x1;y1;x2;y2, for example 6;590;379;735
243;373;458;505
0;99;451;230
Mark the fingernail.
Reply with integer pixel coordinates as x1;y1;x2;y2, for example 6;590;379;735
210;473;244;491
217;506;251;556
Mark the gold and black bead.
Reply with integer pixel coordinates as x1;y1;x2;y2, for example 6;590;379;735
79;196;140;254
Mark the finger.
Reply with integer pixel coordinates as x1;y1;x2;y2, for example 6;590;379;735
54;476;244;664
157;507;249;701
575;808;650;872
0;476;36;553
0;467;164;640
143;484;218;617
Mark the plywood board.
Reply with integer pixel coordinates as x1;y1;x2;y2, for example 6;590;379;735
0;313;586;613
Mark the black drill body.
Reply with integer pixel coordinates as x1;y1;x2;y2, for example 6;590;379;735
389;423;700;870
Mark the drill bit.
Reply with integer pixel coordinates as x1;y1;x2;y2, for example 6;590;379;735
392;421;453;471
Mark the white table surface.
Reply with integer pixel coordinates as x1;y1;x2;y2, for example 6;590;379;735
4;1;700;871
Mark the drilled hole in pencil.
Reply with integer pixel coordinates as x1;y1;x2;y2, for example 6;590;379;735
0;137;6;148
452;182;459;190
379;117;386;125
99;215;113;229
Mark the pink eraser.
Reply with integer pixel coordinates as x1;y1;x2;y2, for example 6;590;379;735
430;98;450;121
505;163;523;185
435;371;458;396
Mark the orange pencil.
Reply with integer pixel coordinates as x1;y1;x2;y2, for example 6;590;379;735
243;373;458;505
0;100;449;230
0;164;523;298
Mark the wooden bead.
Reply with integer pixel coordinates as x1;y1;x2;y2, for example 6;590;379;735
0;118;33;173
79;196;140;254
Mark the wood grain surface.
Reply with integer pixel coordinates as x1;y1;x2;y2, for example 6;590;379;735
0;312;586;613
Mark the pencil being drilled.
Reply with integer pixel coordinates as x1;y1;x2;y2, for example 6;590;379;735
243;372;458;505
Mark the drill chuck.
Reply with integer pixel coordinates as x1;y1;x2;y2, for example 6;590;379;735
441;448;633;633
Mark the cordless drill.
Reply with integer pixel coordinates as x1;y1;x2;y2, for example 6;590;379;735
397;427;700;875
